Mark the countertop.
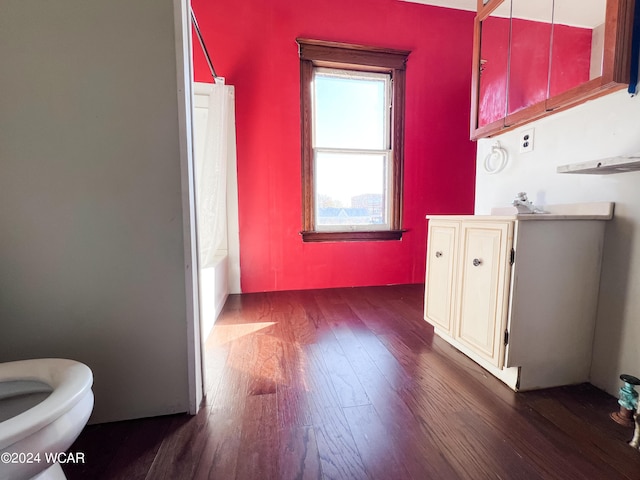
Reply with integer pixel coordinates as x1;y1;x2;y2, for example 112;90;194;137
426;202;614;221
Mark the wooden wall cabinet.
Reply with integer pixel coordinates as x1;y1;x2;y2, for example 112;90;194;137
424;210;611;391
471;0;636;140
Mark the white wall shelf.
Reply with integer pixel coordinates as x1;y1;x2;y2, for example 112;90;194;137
557;154;640;174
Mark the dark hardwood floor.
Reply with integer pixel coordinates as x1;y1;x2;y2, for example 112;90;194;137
64;285;640;479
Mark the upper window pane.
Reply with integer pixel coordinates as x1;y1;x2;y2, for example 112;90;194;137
313;68;389;150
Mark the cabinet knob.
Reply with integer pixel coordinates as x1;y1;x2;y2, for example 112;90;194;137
435;251;443;258
473;258;482;266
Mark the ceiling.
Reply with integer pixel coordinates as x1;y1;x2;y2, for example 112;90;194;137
401;0;607;28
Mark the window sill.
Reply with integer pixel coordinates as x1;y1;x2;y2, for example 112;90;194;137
301;230;405;243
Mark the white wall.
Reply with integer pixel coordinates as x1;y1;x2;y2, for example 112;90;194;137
0;0;191;422
476;89;640;396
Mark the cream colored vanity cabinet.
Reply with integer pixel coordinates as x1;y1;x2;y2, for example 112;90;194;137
425;220;513;369
425;204;613;391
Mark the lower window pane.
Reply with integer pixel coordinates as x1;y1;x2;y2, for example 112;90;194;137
315;151;389;229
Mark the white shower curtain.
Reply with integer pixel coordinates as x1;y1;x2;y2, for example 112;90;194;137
195;82;234;268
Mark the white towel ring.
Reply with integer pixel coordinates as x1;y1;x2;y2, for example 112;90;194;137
483;142;508;174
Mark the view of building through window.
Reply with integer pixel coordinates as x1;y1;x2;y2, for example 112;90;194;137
315;153;386;226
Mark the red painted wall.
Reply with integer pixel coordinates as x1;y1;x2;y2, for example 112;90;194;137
191;0;477;292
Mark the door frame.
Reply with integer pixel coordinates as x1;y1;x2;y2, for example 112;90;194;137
173;0;203;415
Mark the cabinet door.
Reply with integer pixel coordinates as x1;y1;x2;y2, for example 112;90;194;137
506;0;553;118
424;221;459;334
455;222;513;368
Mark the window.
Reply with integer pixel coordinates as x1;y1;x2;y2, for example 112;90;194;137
297;39;410;242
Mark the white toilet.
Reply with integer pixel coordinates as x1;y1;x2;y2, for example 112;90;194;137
0;359;94;480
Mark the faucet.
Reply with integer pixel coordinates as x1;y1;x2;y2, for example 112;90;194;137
512;192;542;213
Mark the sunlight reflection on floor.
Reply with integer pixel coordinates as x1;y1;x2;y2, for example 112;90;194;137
206;322;277;347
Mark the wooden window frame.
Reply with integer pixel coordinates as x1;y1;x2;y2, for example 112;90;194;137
297;38;410;243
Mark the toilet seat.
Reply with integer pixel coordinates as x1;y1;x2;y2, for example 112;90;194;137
0;359;94;480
